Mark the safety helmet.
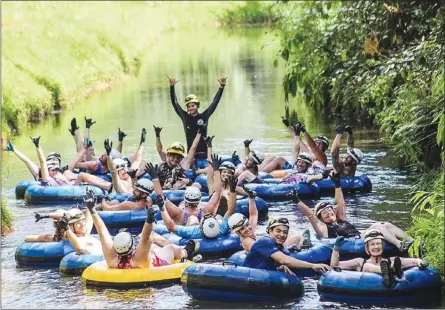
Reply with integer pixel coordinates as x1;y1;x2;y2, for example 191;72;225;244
184;186;202;204
200;214;220;238
113;158;127;171
113;231;135;256
314;201;335;217
135;179;154;194
314;136;329;148
363;229;386;244
296;152;314;165
47;152;62;163
228;213;248;233
347;147;364;164
267;217;290;232
109;149;123;159
250;150;265;165
166;142;185;157
219;161;236;174
185;94;200;106
64;208;86;224
47;161;61;171
122;156;131;168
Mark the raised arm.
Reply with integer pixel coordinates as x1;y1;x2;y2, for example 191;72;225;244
84;117;95;148
153;125;166;161
156;194;178;232
245;188;258;233
182;127;204;170
225;175;238;218
331;125;345;171
130;128;146;170
30;137;50;182
330;172;346;221
291;125;301;165
330;236;363;270
287;190;328;238
345;126;354;148
168;77;186;118
303;131;326;164
243;139;253;158
202;77;226;117
68;144;89;172
117;128;127;153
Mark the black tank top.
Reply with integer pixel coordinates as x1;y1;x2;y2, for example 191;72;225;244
326;219;360;238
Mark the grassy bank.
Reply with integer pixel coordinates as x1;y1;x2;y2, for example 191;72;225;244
217;1;276;25
1;198;13;235
1;1;243;135
272;1;444;272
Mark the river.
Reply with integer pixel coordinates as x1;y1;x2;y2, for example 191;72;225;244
1;26;443;309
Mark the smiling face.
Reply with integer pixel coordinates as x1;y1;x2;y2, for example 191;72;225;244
71;219;87;236
342;155;356;166
118;168;129;180
133;189;148;201
238;223;254;238
220;169;233;182
366;239;384;257
186;103;199;116
295;159;309;173
315;141;328;152
268;225;289;245
48;168;59;178
244;157;255;168
99;154;107;165
167;153;183;167
319;207;337;224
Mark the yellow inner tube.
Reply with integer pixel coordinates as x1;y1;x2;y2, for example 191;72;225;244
82;259;193;288
270;169;291;178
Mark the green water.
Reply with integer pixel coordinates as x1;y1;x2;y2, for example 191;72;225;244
2;26;442;309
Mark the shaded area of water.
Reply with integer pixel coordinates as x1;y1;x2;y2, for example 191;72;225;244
2;26;443;309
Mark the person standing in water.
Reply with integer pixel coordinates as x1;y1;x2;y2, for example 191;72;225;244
168;76;227;158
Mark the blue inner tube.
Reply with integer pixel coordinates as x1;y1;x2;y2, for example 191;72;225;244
95;197;268;236
244;182;320;200
24;184;106;205
312;237;401;259
181;262;304;302
15;240;75;268
59;252;104;275
108;190;209;206
314;176;372;194
15;180;39;199
228;244;333;278
317;267;443;306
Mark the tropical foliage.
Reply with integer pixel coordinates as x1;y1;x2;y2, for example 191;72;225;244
272;0;444;272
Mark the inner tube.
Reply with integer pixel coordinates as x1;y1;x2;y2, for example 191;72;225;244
59;252;104;275
15;180;38;199
181;262;304;302
312;237;401;259
317;267;443;306
160;232;242;258
314;176;372;194
95;198;267;236
82;259;193;289
24;184;106;205
228;244;333;278
107;190;209;206
15;240;75;268
244;182;320;200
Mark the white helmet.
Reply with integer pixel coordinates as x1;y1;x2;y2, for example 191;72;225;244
113;158;127;171
184;187;202;204
250;150;265;165
113;231;134;256
200;215;220;239
297;152;314;164
135;179;154;194
64;208;85;224
109;149;123;159
228;213;248;233
347;147;364;164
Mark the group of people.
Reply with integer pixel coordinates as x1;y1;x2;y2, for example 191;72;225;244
10;76;425;287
